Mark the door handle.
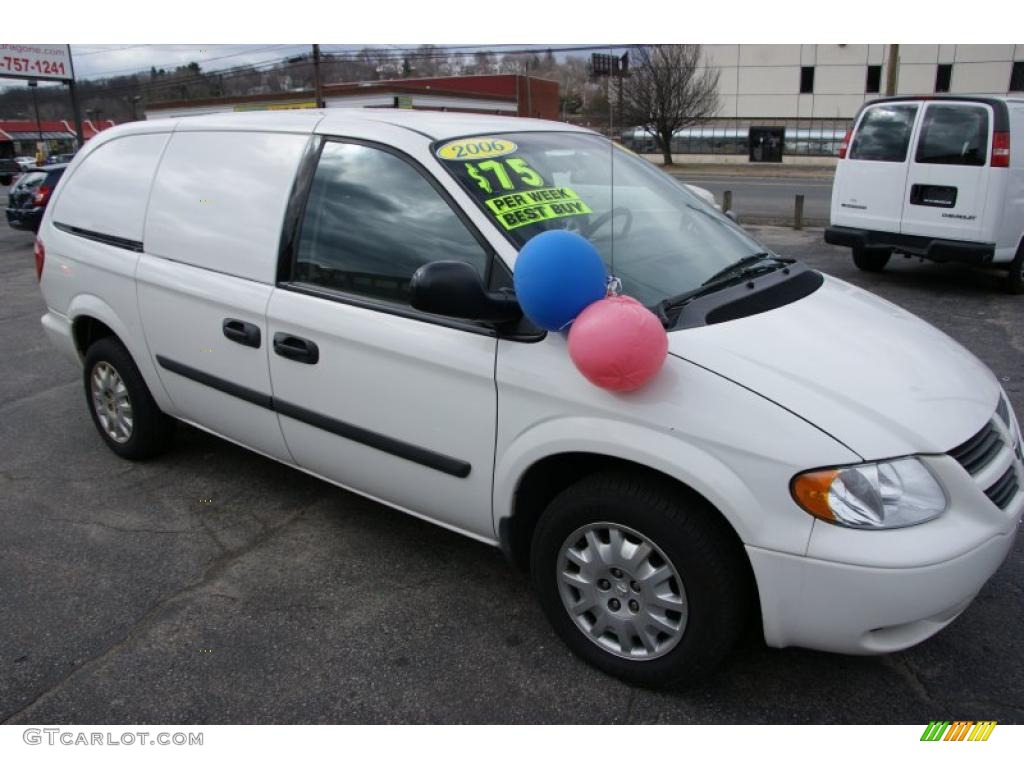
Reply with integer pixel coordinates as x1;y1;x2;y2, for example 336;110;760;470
222;318;262;348
273;333;319;364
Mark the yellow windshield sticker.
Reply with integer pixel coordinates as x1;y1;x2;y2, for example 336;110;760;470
436;137;518;161
485;187;592;230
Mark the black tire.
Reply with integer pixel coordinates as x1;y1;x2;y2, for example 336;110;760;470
1006;242;1024;295
852;247;891;272
530;472;750;688
83;336;176;460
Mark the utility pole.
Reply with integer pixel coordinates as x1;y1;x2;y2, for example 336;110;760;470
885;44;899;96
27;81;44;144
525;58;532;118
67;46;85;150
312;44;324;108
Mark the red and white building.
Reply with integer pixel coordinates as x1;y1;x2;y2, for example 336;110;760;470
0;118;116;156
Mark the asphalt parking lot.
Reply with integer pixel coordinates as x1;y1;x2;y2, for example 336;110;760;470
1;213;1021;725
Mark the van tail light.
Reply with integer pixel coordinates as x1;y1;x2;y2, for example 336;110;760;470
838;128;853;159
34;236;45;281
32;185;52;207
991;131;1010;168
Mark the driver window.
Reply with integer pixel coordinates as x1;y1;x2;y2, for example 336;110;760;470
294;141;490;305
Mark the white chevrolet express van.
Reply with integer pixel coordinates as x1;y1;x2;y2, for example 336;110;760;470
827;95;1024;292
36;110;1023;686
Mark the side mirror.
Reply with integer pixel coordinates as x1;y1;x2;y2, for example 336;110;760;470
724;209;740;224
410;261;522;324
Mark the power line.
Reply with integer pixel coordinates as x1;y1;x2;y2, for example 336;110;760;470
80;44;300;79
55;44;628;104
73;44;152;57
82;43;621;84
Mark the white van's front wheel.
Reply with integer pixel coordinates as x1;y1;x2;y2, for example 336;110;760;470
530;472;750;687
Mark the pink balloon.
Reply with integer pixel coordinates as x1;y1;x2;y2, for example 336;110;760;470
568;295;669;391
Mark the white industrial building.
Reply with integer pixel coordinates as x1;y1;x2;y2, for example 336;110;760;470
624;44;1024;164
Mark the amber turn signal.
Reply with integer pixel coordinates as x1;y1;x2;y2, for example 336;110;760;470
791;469;840;521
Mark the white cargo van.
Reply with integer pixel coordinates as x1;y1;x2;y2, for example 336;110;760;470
826;96;1024;292
36;109;1023;687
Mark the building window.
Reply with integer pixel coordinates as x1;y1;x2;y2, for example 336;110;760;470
800;66;815;94
866;65;882;94
935;64;953;93
1011;61;1024;92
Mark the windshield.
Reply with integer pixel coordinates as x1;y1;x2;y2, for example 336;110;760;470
435;131;769;306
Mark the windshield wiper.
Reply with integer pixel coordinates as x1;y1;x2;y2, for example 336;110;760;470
652;252;793;325
700;252;785;285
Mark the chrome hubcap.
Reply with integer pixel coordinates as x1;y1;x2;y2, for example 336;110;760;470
90;361;133;444
557;522;687;660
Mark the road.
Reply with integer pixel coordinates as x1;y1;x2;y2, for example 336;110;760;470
1;212;1022;724
676;172;834;225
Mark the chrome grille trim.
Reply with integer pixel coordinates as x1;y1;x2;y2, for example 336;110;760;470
949;421;1003;476
948;408;1023;512
996;394;1010;427
986;466;1020;510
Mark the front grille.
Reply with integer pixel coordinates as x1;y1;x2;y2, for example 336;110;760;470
949;421;1004;475
948;413;1022;511
985;466;1020;510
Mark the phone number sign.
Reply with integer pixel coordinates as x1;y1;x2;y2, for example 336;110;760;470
0;44;72;81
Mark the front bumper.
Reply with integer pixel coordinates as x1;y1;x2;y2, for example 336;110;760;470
749;527;1017;654
750;451;1022;654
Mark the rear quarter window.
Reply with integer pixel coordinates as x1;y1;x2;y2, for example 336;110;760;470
144;131;308;284
50;133;170;241
849;104;918;162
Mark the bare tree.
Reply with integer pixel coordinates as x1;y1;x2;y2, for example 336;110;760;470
621;45;719;165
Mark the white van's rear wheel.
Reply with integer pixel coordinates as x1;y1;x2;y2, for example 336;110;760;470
83;337;176;460
530;472;749;687
852;247;891;272
1006;242;1024;295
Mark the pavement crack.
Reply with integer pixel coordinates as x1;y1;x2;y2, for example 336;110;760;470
0;507;307;724
623;688;638;723
44;517;203;535
881;654;939;707
0;380;77;414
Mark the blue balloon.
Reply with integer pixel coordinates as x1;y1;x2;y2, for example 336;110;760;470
513;230;607;331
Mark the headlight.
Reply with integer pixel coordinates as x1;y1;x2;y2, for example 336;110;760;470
792;458;946;529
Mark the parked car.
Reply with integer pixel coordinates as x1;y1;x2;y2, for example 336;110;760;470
15;156;37;170
5;164;66;232
826;95;1024;292
0;157;20;185
36;111;1022;686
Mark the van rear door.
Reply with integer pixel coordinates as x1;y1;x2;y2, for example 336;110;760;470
831;101;920;234
899;101;991;242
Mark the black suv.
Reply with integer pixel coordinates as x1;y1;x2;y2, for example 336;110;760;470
5;164;66;233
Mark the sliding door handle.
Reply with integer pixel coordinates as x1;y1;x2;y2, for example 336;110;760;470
222;318;261;348
273;333;319;364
